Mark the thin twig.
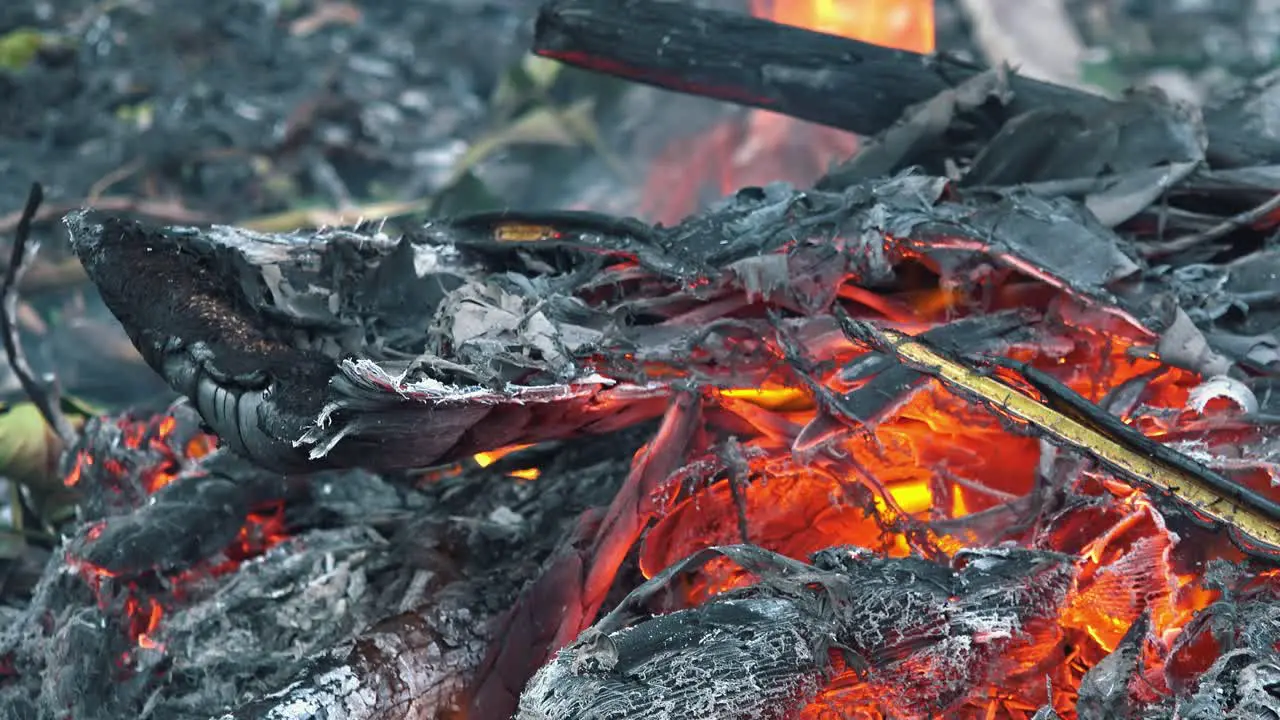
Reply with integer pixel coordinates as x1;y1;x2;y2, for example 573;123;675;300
87;158;145;204
2;184;78;447
1142;192;1280;258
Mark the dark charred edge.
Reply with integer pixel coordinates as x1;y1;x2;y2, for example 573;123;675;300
70;452;289;575
64;210;332;473
466;507;605;720
62;211;672;476
530;0;1280;168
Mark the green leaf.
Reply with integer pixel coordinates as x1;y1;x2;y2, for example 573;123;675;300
0;404;67;490
491;53;566;114
0;28;47;71
522;54;563;92
0;401;89;495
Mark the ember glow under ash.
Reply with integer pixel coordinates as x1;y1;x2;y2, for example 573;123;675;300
64;411;288;663
640;0;935;225
474;444;542;480
609;270;1280;717
629;311;1240;717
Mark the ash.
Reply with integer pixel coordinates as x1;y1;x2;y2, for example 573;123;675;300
0;403;642;720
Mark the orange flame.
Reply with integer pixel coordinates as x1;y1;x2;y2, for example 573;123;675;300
641;0;937;225
751;0;935;53
638;314;1230;717
474;444;541;480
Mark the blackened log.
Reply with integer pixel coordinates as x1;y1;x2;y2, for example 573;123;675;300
517;544;1076;719
532;0;1280;168
215;604;481;720
469;392;701;720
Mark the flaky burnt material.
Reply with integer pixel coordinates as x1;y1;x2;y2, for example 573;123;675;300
64;165;1279;485
518;544;1076;719
65;211;673;474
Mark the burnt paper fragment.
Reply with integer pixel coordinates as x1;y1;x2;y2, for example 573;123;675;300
816;66;1014;186
962;89;1206;189
517;544;1075;719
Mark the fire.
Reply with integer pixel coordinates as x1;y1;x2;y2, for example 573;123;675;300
474;444;541;480
751;0;935;53
640;0;936;225
629;280;1238;716
474;444;532;467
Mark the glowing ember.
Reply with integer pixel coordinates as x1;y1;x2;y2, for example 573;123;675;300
632;300;1240;717
65;412;288;659
474;444;532;467
473;444;541;480
640;0;936;225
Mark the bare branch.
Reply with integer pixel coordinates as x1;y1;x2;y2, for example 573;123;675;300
2;184;78;448
1142;191;1280;258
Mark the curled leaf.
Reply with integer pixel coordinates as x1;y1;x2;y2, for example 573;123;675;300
1187;375;1259;415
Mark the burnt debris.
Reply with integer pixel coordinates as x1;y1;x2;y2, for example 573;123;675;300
65;162;1280;476
0;401;645;720
518;544;1075;719
13;1;1280;719
61;55;1280;714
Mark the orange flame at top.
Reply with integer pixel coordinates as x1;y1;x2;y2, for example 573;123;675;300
640;0;937;225
751;0;935;53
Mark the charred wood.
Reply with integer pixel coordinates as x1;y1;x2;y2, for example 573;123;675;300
214;597;482;720
532;0;1280;169
64;175;1191;479
518;544;1076;719
469;393;702;720
67;450;287;576
64;211;673;476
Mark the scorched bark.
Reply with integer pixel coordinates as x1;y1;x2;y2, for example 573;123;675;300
517;544;1076;719
64;173;1206;479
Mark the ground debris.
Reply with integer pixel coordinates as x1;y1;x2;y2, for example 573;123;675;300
0;407;638;720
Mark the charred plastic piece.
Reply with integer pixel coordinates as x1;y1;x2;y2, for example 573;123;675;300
518;544;1076;719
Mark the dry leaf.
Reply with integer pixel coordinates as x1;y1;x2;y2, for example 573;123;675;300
447;98;597;186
